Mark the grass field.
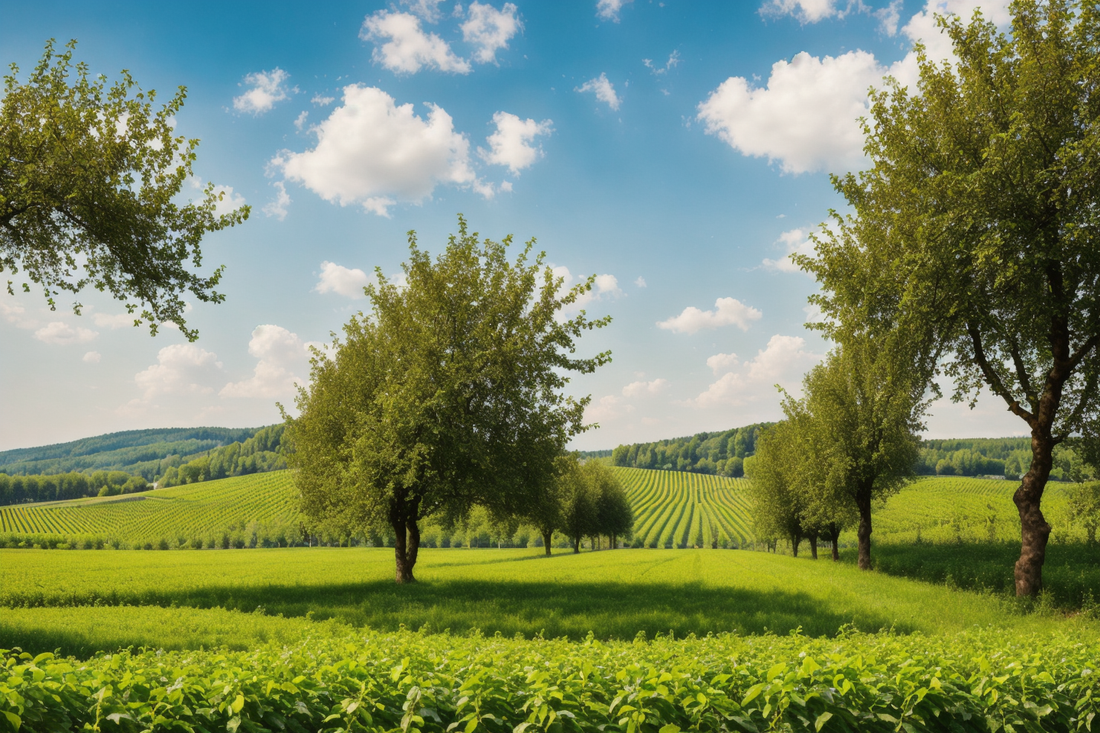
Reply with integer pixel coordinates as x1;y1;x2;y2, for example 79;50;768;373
3;547;1099;732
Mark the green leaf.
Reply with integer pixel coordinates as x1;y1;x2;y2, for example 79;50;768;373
815;712;833;732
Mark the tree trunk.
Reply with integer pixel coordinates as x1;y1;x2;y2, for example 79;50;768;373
809;535;818;560
1015;432;1054;596
542;529;553;555
857;488;872;570
790;534;801;558
826;522;840;561
572;536;580;554
391;498;420;584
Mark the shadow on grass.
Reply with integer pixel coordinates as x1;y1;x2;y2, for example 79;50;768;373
841;540;1100;610
8;572;913;644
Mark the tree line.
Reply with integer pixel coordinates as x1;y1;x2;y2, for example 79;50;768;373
0;471;149;505
609;424;768;477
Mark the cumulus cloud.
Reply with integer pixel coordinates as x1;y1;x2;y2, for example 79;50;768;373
634;276;647;288
233;68;293;115
479;112;552;173
762;228;815;272
693;335;822;407
697;50;882;175
759;0;840;23
596;0;633;21
212;185;246;217
221;325;310;400
586;394;633;423
133;344;224;401
403;0;447;22
706;352;739;375
83;351;101;364
316;261;371;298
698;0;1011;175
576;73;621;111
462;2;521;64
622;378;667;397
272;86;479;216
657;297;762;334
263;182;291;221
34;321;98;345
361;11;472;74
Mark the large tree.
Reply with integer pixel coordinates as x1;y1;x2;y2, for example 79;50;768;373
803;0;1100;594
286;218;610;582
1;41;248;340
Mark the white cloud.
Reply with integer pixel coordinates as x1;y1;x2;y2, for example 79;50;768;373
294;111;309;131
83;351;101;364
316;261;370;298
762;227;815;272
233;68;292;115
273;86;479;216
311;94;335;106
480;112;552;173
693;335;822;407
134;344;224;401
92;312;135;329
706;352;739;375
596;0;633;21
634;276;647;288
804;302;827;324
212;185;246;217
875;0;904;35
697;50;883;175
221;325;309;400
643;51;680;76
361;11;472;74
622;378;667;397
554;267;622;310
657;297;762;334
699;1;1012;175
1;300;36;329
576;73;621;111
461;2;521;64
759;0;840;23
263;182;291;221
403;0;447;22
34;321;98;345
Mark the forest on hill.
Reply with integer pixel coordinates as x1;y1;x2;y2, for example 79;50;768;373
0;426;286;505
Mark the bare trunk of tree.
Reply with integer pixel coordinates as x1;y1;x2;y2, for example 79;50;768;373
572;535;580;554
790;534;801;558
542;529;553;555
809;535;818;560
391;498;420;584
857;488;872;570
1015;431;1053;596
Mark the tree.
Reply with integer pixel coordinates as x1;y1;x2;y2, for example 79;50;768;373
1;41;248;340
802;0;1100;594
587;461;633;549
556;455;597;554
803;339;924;569
1067;482;1100;545
285;218;611;582
746;420;809;557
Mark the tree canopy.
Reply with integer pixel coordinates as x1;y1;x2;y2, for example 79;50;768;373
1;40;248;340
286;217;611;582
801;0;1100;595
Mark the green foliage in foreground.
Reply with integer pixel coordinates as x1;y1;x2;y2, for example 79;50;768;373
3;624;1100;733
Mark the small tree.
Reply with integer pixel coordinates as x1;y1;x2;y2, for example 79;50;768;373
587;462;633;549
286;218;610;582
747;421;808;557
1;41;248;339
1067;482;1100;545
557;455;597;554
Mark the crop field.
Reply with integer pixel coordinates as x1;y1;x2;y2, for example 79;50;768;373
613;468;753;547
2;548;1099;732
0;472;302;548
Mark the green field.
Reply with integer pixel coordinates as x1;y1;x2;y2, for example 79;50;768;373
2;547;1098;732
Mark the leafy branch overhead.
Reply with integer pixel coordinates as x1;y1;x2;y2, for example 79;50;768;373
0;40;249;341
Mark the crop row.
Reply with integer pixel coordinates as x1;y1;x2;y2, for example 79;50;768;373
4;624;1099;733
613;468;754;548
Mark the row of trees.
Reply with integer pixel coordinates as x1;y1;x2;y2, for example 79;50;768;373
748;338;926;568
610;424;766;477
791;0;1100;595
0;471;149;505
157;425;287;487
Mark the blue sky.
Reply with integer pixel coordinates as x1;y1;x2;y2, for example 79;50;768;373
0;0;1024;451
